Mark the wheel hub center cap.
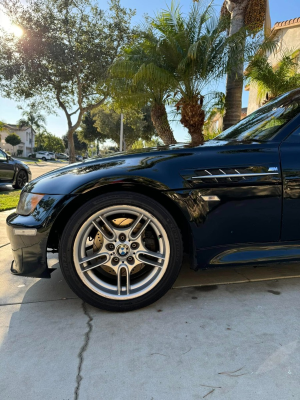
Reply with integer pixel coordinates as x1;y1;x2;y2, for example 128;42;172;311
117;244;130;257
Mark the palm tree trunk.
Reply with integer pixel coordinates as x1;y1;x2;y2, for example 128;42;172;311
178;96;205;146
223;0;249;131
151;103;177;145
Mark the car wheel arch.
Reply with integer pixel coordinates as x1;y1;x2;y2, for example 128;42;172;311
47;183;195;266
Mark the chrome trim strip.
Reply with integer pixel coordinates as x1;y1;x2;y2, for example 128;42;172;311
191;172;279;179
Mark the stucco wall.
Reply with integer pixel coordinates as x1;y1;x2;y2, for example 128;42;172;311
0;127;35;156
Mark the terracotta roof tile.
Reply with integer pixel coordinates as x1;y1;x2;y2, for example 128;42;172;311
273;17;300;30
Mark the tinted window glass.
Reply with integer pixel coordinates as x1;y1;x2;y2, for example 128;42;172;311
217;91;300;142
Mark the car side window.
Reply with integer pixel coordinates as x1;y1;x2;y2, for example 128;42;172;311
286;125;300;143
217;96;300;142
0;150;7;161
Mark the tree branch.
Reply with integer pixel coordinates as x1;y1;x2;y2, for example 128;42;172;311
56;90;72;129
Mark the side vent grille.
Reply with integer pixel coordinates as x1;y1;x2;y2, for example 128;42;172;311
194;168;249;183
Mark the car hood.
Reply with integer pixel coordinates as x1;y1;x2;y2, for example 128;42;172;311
24;139;260;195
12;157;30;169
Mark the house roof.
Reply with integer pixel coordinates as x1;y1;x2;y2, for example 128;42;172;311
273;17;300;31
3;123;32;132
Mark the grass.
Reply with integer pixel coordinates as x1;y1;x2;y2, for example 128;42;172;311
0;190;21;211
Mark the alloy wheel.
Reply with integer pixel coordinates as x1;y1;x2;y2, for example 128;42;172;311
73;205;170;300
17;171;27;188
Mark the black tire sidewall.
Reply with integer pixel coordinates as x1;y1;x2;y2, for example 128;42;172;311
59;192;183;311
13;170;27;189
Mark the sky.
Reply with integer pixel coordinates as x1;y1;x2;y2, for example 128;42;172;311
0;0;300;143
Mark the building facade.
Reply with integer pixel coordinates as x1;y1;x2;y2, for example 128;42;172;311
246;17;300;115
0;124;35;157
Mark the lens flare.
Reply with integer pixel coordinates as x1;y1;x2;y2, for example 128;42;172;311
0;11;23;37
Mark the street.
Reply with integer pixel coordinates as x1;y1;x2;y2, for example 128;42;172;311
1;163;300;399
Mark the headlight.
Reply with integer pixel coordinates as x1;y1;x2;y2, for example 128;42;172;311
16;192;45;216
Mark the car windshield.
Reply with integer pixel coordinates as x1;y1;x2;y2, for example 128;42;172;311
216;91;300;142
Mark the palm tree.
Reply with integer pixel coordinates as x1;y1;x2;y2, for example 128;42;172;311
150;1;247;145
110;30;177;145
245;53;300;103
203;92;226;139
221;0;270;130
18;110;46;153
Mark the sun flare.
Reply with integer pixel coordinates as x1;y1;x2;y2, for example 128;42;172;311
0;11;23;37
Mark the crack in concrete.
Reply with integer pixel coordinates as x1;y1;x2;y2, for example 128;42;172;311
0;297;78;307
74;302;93;400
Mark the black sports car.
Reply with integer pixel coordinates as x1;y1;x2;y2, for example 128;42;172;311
0;149;31;189
6;89;300;311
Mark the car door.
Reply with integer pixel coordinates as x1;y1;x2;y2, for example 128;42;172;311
280;123;300;241
182;93;300;249
183;142;282;248
0;149;15;182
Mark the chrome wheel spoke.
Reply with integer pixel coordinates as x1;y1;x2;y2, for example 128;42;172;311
92;217;116;241
129;214;151;240
117;264;130;295
80;253;109;272
136;249;165;268
79;252;106;265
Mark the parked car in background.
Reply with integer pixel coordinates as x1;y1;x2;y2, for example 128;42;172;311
8;89;300;312
0;148;31;189
47;152;56;160
56;153;69;160
28;151;52;161
76;155;83;162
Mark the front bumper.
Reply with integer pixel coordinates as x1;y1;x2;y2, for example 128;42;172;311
7;219;53;278
6;194;75;278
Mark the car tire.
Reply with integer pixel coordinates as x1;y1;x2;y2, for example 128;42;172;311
12;170;28;189
42;157;46;161
59;192;183;312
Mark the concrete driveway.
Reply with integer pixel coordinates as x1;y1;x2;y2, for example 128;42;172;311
1;208;300;397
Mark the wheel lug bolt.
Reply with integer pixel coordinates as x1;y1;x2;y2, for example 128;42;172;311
106;243;115;251
113;257;119;263
119;234;126;242
131;242;139;249
127;256;133;262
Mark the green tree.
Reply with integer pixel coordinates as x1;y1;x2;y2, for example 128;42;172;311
78;111;102;155
220;0;271;130
5;133;21;154
111;30;177;145
0;0;135;163
93;105;156;149
131;138;163;149
148;1;251;145
62;132;88;154
43;133;65;153
35;130;48;151
0;121;4;142
245;53;300;103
